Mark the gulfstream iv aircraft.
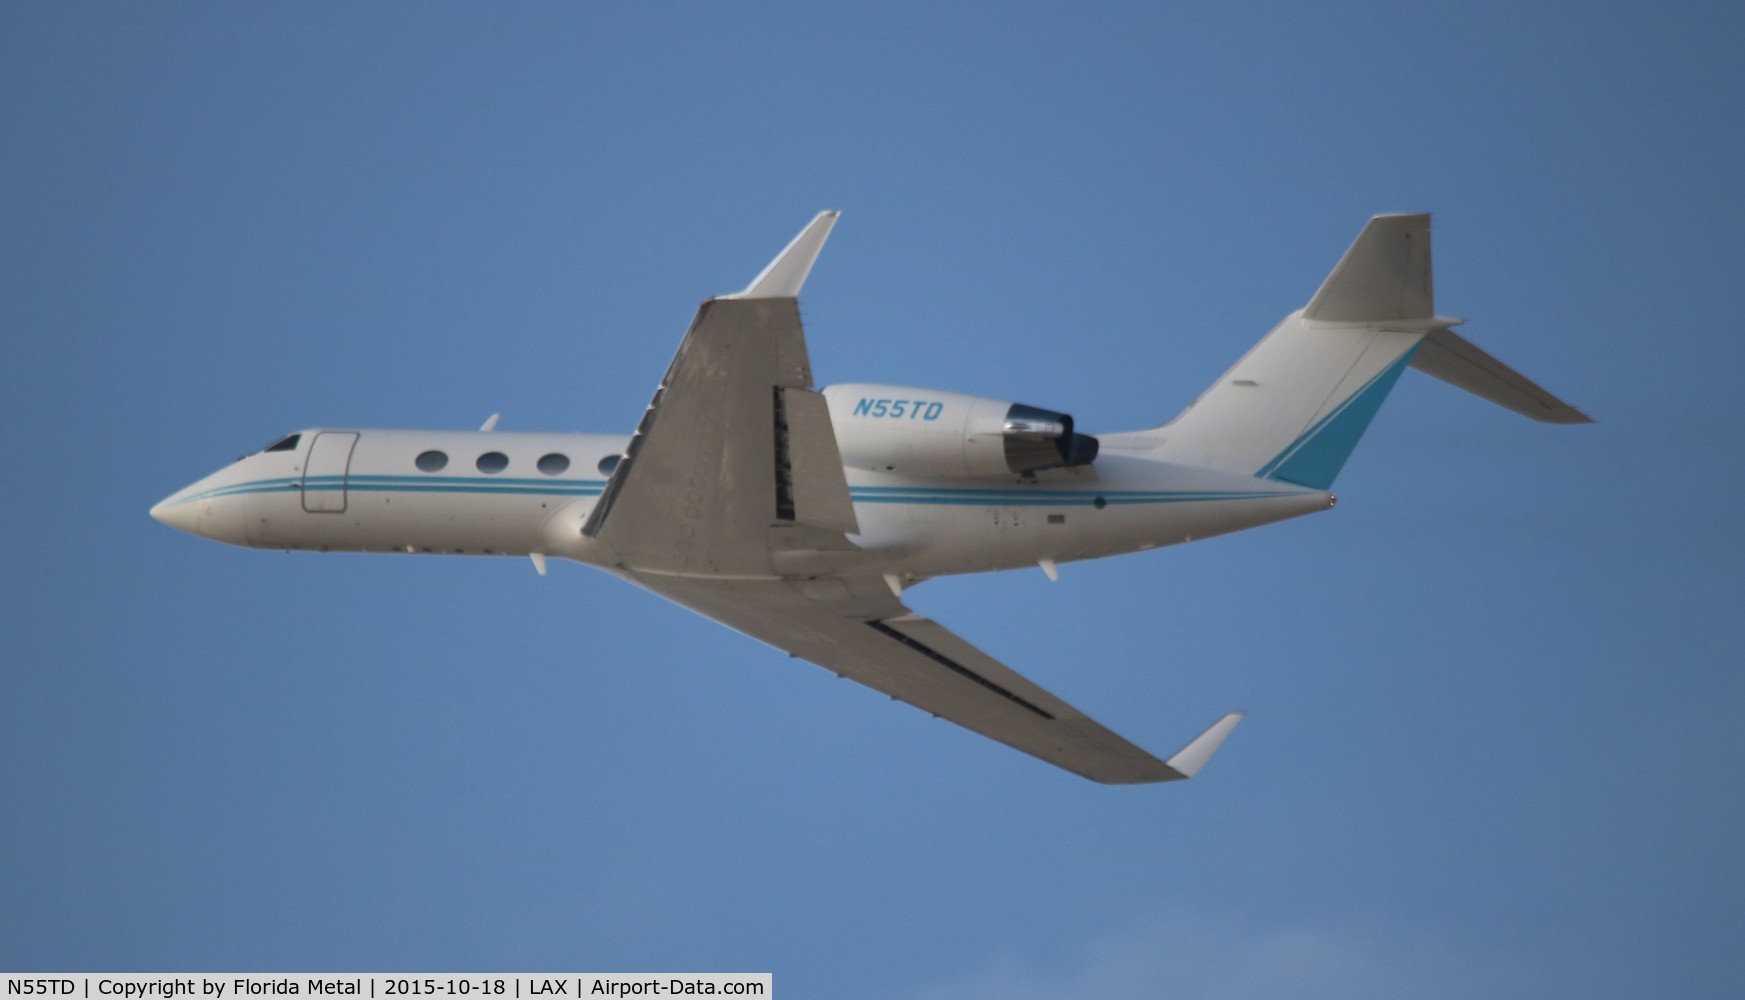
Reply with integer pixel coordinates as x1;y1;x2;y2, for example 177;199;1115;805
151;213;1588;784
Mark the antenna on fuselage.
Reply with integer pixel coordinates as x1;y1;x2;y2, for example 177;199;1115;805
479;413;501;432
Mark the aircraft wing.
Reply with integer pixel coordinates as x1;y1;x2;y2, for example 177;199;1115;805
623;571;1243;784
584;212;857;576
585;212;1241;782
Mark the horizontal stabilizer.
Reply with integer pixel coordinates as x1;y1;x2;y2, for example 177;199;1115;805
1303;214;1433;323
1165;710;1245;779
726;211;840;299
1412;328;1592;424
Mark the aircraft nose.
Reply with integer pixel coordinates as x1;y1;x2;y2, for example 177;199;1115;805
150;494;205;536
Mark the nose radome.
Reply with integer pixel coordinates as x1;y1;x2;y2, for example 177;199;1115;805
150;495;204;536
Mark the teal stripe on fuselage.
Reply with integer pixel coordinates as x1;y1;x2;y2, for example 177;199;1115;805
848;489;1300;507
170;475;608;506
172;476;1313;509
330;483;605;496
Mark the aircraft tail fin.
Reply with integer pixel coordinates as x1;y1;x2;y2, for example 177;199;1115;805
1302;213;1434;323
1126;214;1586;490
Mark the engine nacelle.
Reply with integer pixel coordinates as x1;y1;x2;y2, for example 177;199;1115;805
823;383;1099;478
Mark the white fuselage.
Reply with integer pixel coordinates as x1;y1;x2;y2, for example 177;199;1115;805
151;419;1333;582
142;213;1589;785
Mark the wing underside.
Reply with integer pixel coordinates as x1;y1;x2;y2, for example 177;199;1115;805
584;296;857;574
625;572;1237;784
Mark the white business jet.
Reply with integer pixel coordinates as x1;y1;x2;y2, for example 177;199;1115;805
151;213;1587;784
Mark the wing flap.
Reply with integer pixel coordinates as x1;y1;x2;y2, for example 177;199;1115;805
780;387;860;534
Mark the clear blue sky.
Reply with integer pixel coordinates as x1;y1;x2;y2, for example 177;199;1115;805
4;2;1742;996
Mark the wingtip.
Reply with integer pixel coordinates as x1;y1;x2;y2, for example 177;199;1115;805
727;211;840;299
1165;710;1245;779
1542;407;1595;425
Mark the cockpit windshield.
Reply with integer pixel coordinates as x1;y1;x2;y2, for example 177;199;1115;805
261;434;301;453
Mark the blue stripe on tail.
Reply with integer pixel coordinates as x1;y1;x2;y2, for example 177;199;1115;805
1257;343;1420;490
